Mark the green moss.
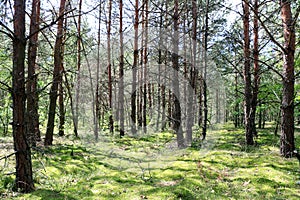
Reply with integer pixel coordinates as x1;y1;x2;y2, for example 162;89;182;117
1;126;300;199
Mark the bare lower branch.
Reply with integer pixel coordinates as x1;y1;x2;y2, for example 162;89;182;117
0;21;14;39
0;151;17;161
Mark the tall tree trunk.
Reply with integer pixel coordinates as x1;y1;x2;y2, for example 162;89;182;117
26;0;41;146
242;0;254;145
138;3;145;130
280;0;295;157
96;2;102;137
143;0;149;134
45;0;66;146
12;0;34;192
172;0;184;148
58;16;68;137
186;0;197;145
74;0;82;137
156;2;163;131
131;0;139;135
107;0;114;133
251;0;259;138
202;0;209;140
131;0;139;134
119;0;124;137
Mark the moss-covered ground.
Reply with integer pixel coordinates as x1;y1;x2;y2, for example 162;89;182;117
1;124;300;199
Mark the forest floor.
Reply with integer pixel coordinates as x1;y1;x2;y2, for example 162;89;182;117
0;124;300;199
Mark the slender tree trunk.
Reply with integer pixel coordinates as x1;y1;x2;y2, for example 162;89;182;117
156;2;163;131
74;0;82;137
143;0;149;134
131;0;139;135
45;0;66;146
280;0;295;157
138;3;145;130
12;0;34;192
186;0;197;145
251;0;259;138
242;0;254;145
182;3;187;134
274;110;281;136
172;0;184;148
63;70;77;137
96;2;102;137
216;88;220;123
58;16;68;137
58;73;65;136
258;107;262;129
234;71;239;128
119;0;125;137
85;50;98;140
26;0;40;146
107;0;114;134
202;0;209;140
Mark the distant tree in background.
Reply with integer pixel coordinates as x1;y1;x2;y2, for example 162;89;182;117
45;0;66;145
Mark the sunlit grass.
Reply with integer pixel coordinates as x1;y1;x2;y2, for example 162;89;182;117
0;124;300;199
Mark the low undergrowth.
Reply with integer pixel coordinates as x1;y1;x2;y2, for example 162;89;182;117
0;125;300;199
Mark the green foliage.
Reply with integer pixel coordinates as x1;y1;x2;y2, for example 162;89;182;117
0;125;300;199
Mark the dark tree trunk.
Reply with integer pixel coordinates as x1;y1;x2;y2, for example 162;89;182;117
156;2;163;131
26;0;41;146
12;0;34;192
242;0;254;145
143;0;149;134
131;0;139;135
107;0;114;134
45;0;66;146
58;16;68;137
202;0;209;141
280;0;295;157
119;0;124;137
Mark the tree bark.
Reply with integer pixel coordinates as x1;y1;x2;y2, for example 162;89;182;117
45;0;66;146
242;0;254;145
58;69;65;136
172;0;184;148
96;2;102;138
251;0;259;138
26;0;41;146
280;0;295;157
143;0;149;134
107;0;114;134
12;0;34;192
58;15;68;137
186;0;197;145
119;0;124;137
74;0;82;137
202;0;209;141
131;0;139;135
156;2;163;131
